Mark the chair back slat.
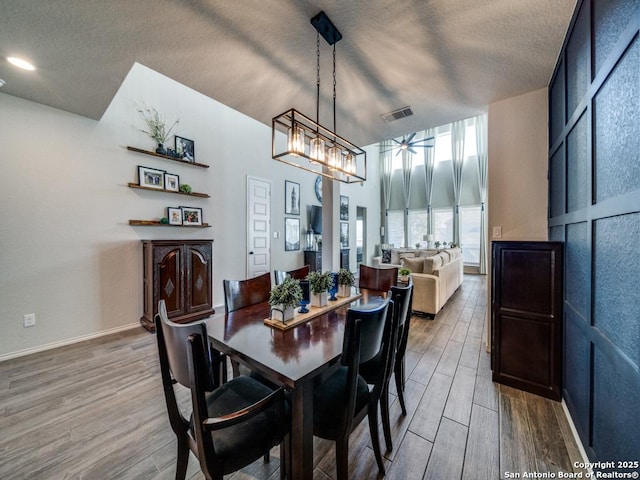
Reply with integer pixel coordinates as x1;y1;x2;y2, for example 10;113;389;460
358;264;398;294
274;265;310;285
223;272;271;312
343;298;391;366
156;300;212;390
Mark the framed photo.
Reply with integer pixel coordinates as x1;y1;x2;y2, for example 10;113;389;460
164;173;180;192
340;195;349;220
168;207;182;225
340;222;349;248
138;165;165;190
181;206;202;226
175;136;195;162
285;180;300;215
285;217;300;251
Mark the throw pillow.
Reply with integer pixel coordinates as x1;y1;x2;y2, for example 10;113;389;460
381;248;392;263
423;254;444;273
401;256;424;274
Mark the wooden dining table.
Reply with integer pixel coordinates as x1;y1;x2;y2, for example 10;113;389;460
204;293;386;480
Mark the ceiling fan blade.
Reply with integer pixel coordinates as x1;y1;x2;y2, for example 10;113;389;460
411;137;434;146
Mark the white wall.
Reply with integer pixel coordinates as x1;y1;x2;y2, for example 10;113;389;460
0;63;380;358
488;88;549;242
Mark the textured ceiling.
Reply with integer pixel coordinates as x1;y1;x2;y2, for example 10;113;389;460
0;0;575;146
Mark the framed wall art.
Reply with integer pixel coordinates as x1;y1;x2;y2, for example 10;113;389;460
175;136;195;162
340;195;349;220
285;217;300;251
138;165;165;189
168;207;182;225
164;173;180;192
285;180;300;215
181;206;202;226
340;222;349;248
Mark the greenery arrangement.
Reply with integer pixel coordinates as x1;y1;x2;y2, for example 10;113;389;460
307;271;333;295
137;104;180;145
269;277;303;308
337;268;355;286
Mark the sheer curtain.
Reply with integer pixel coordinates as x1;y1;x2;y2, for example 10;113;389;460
401;148;413;247
380;140;393;244
475;114;488;274
422;128;436;237
451;120;466;245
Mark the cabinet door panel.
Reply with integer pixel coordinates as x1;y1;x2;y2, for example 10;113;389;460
187;245;212;313
156;246;184;318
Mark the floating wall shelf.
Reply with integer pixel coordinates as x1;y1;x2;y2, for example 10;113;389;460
127;146;210;168
127;183;210;198
129;220;211;228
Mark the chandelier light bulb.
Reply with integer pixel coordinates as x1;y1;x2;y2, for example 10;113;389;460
309;136;325;163
287;124;305;155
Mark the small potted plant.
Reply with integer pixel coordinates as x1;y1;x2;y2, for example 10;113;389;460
398;267;411;283
268;276;303;322
307;270;333;307
337;268;355;297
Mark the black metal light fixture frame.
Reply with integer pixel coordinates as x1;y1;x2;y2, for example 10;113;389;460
271;11;366;184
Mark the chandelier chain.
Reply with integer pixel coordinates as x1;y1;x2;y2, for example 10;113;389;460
333;43;336;134
316;32;320;125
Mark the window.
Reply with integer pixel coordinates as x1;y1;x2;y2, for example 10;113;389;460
432;208;453;244
459;205;482;265
408;210;428;247
387;210;405;247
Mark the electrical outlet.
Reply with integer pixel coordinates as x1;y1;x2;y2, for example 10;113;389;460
493;226;502;239
23;313;36;327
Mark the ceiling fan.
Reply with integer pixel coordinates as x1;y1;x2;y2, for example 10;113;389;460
382;132;434;156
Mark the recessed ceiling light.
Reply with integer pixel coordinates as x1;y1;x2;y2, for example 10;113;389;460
7;56;36;71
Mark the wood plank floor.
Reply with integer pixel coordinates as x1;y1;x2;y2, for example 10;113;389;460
0;275;586;479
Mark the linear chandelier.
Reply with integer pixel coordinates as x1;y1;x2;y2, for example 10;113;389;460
272;11;366;184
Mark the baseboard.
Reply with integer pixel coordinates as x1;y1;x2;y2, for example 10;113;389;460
0;322;141;363
561;399;590;466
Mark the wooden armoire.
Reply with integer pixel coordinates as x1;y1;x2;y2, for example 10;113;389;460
140;239;214;331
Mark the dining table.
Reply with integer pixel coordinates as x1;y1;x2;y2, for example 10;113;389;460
204;292;386;480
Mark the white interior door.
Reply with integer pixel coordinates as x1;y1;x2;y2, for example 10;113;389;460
247;176;271;278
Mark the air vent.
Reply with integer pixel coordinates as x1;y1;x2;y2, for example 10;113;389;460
381;106;414;123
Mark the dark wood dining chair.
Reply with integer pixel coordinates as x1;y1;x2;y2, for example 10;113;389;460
312;297;397;479
155;300;289;480
273;265;310;285
358;264;398;297
223;272;271;313
360;280;414;452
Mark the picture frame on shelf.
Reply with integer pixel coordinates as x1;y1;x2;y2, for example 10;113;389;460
168;207;182;225
181;206;202;226
138;165;165;189
285;180;300;215
340;222;349;248
175;136;195;162
340;195;349;220
164;173;180;192
285;217;300;251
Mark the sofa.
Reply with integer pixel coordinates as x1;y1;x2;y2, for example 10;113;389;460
372;247;463;316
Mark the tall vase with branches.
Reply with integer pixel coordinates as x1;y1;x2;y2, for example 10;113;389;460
137;104;180;154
